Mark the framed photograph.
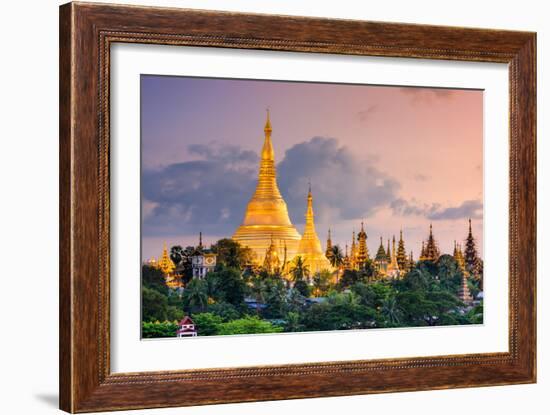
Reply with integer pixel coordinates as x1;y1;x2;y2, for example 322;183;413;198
59;2;536;412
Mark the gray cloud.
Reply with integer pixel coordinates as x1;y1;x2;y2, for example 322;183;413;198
143;137;402;237
428;199;483;220
278;137;400;224
391;198;482;221
142;143;258;237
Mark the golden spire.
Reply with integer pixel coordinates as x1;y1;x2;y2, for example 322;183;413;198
263;234;281;274
158;242;175;275
325;228;334;260
264;107;272;134
233;111;302;263
296;184;332;273
356;221;369;267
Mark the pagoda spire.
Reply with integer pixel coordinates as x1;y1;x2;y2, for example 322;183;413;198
356;221;369;268
325;228;334;261
424;223;440;261
198;232;203;249
295;185;332;273
396;229;408;271
464;218;479;276
158;242;175;276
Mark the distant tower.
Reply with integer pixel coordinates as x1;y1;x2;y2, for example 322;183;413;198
295;185;332;273
453;241;466;271
419;241;427;261
374;236;388;276
458;272;473;304
325;228;334;262
191;234;217;279
423;224;440;262
158;242;176;275
408;251;415;271
464;218;480;275
387;235;400;277
350;231;358;270
356;222;370;269
396;229;408;271
343;244;351;270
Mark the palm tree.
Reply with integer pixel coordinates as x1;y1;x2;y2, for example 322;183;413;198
183;279;208;313
250;277;267;314
330;245;344;268
381;295;402;326
330;245;344;283
290;256;310;283
312;270;332;297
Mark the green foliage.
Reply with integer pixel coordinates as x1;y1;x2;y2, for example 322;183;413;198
294;279;311;298
284;311;304;332
466;302;484;324
329;245;344;268
170;245;194;284
436;254;462;292
211;238;255;269
300;292;375;331
312;270;333;297
217;316;283;335
142;237;483;338
192;313;224;336
290;256;310;283
142;265;167;294
206;265;247;307
142;321;178;338
182;278;208;313
208;301;241;321
467;277;481;299
142;286;169;322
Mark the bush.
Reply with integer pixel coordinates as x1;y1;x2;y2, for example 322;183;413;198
142;321;178;338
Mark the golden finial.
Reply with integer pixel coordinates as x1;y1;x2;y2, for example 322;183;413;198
264;107;272;134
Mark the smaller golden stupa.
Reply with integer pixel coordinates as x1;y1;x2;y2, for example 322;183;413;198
294;184;332;273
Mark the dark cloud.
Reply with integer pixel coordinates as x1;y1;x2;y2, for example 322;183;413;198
278;137;400;224
356;105;378;122
428;199;483;220
143;137;402;237
142;143;258;237
391;198;482;221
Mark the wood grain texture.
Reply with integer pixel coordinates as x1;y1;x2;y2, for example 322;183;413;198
59;2;537;412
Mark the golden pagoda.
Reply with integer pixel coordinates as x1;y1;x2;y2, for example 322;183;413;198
453;240;466;271
158;242;176;275
294;185;332;273
356;222;369;268
387;235;400;277
263;236;282;274
232;110;302;263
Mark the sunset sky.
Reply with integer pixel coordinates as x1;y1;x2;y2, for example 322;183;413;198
141;75;483;262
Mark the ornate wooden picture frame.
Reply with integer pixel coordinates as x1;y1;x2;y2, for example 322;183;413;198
59;2;536;412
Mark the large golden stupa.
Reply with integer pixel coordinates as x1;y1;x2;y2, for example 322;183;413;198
232;111;302;262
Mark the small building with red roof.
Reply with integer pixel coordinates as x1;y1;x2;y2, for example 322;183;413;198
176;315;198;337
